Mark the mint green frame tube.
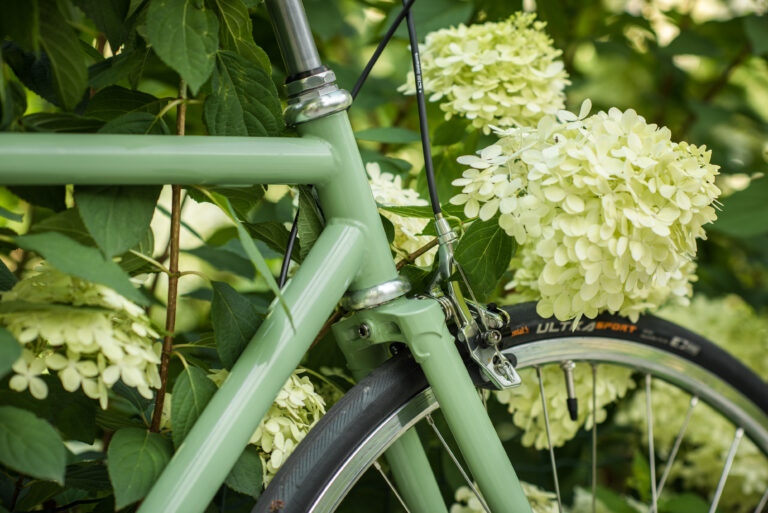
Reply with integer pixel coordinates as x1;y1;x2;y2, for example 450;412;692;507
139;220;364;513
0;133;336;185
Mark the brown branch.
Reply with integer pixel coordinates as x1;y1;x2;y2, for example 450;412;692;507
396;237;438;270
150;81;187;433
678;44;750;138
310;309;345;350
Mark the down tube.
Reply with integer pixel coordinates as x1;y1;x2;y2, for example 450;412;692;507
138;221;364;513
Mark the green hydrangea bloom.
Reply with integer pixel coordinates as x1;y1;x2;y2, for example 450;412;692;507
452;101;720;321
400;13;569;133
616;295;768;512
495;363;635;449
1;265;160;408
208;368;326;486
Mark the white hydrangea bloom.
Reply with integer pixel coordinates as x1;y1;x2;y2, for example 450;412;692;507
450;482;557;513
399;13;569;133
615;295;768;512
209;369;325;486
367;162;435;266
451;101;720;321
0;265;160;408
495;363;635;449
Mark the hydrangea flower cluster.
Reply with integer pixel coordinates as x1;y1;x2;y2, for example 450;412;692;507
1;266;160;409
494;363;634;449
451;101;721;321
367;162;435;266
451;482;557;513
616;295;768;512
208;369;326;485
399;13;569;133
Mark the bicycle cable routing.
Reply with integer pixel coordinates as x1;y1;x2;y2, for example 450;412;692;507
278;0;417;288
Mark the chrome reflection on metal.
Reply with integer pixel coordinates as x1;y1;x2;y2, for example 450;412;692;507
341;277;411;311
311;390;439;512
285;69;337;97
305;337;768;513
506;337;768;455
285;89;353;126
265;0;322;76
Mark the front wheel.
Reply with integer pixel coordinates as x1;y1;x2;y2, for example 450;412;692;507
254;303;768;513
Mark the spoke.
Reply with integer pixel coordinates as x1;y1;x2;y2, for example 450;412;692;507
591;364;597;513
754;487;768;513
653;396;698;510
425;414;491;513
708;427;744;513
373;460;412;513
645;374;658;513
536;366;564;513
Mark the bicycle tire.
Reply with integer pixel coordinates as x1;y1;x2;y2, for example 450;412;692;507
253;302;768;512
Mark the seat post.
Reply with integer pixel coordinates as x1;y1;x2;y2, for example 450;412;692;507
264;0;324;80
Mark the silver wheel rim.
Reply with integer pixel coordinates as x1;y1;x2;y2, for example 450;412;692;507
309;336;768;512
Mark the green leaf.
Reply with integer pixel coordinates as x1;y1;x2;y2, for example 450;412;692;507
89;47;149;89
224;199;292;325
73;0;130;49
211;281;262;368
225;445;263;498
243;221;301;263
388;0;473;38
171;366;218;447
20;113;104;133
211;0;270;70
399;264;434;293
14;232;148;305
15;481;62;510
0;80;26;131
0;3;39;51
745;15;768;55
76;186;161;258
107;428;172;509
146;0;219;94
0;327;20;380
0;406;66;484
186;185;265;220
65;462;112;492
29;208;94;246
185;245;255;279
380;214;395;244
0;206;23;223
595;486;643;513
119;227;156;275
453;215;516;300
98;111;169;134
0;260;17;292
204;51;284;136
432;119;468;146
355;127;421;144
297;186;324;261
711;177;768;237
38;0;88;110
85;86;162;121
9;186;66;211
379;203;465;220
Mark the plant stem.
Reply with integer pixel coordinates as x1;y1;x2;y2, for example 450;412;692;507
396;237;438;270
150;81;187;432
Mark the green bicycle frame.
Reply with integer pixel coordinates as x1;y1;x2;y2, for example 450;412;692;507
0;3;534;512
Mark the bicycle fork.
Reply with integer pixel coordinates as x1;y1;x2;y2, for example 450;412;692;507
334;297;534;513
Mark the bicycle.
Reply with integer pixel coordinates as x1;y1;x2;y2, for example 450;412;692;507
0;0;766;512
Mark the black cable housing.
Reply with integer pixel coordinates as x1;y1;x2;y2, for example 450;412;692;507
278;0;421;287
402;0;441;215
